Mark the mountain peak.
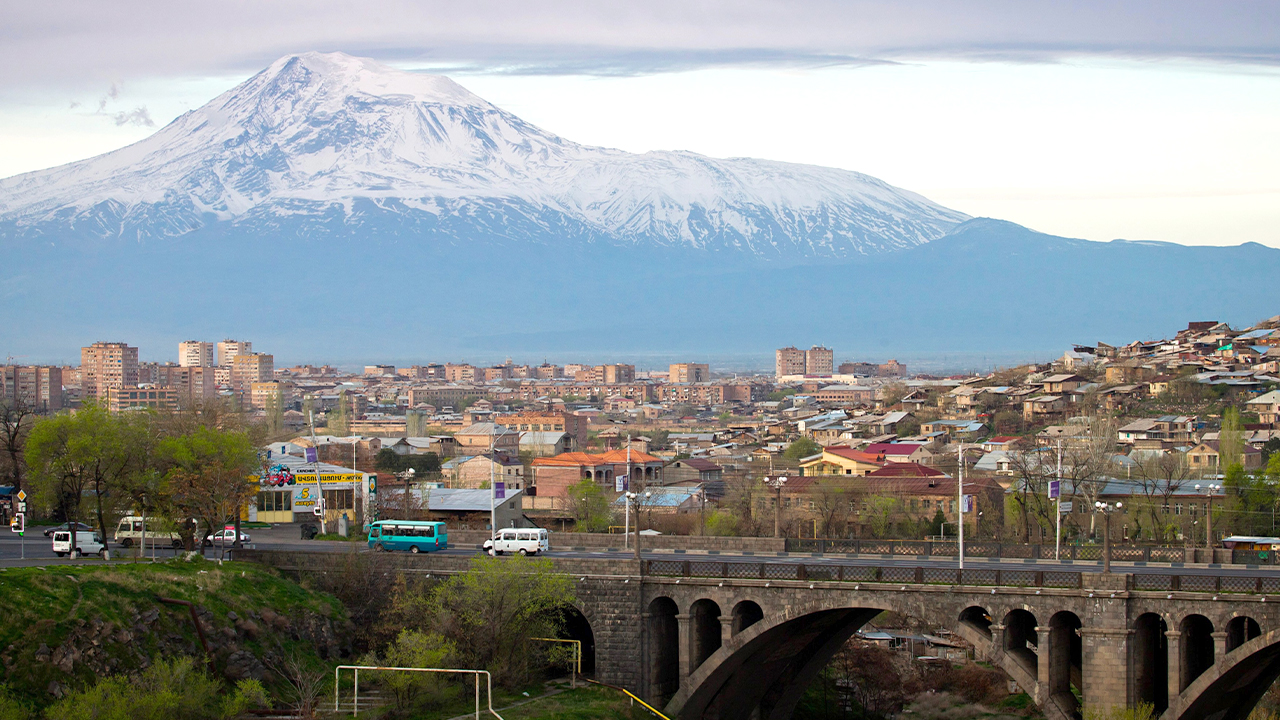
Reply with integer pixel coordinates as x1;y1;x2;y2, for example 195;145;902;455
258;51;491;110
0;52;968;257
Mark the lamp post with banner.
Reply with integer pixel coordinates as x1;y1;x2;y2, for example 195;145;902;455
1095;500;1123;574
764;476;788;538
957;444;966;570
1049;478;1062;560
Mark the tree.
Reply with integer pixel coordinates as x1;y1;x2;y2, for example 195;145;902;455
380;555;577;688
865;495;899;538
565;479;612;532
1220;407;1245;470
263;387;285;439
25;401;143;554
783;437;821;461
327;391;350;436
44;656;266;720
158;425;258;558
1131;450;1195;543
812;478;855;538
0;396;37;496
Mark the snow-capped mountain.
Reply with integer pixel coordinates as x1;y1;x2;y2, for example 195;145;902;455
0;52;967;256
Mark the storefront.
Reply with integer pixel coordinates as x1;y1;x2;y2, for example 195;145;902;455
252;454;374;526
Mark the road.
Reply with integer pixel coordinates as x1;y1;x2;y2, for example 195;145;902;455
5;524;1280;578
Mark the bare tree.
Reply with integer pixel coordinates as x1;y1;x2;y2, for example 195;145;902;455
0;395;37;495
812;478;857;538
1131;450;1195;543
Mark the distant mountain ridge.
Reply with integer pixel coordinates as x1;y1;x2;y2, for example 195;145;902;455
0;52;966;258
1;53;1276;364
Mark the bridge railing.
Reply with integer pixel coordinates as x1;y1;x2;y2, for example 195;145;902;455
783;539;1275;565
646;560;1280;594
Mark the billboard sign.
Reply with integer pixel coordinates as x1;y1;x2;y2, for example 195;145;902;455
304;447;318;463
494;481;505;500
1048;480;1060;499
293;486;318;508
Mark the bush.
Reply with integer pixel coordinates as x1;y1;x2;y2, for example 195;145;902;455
44;656;267;720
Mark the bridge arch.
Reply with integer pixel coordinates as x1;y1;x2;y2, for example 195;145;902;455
1165;628;1280;720
561;605;597;675
731;600;763;636
1134;612;1169;714
690;599;723;671
1179;614;1215;692
959;605;993;639
648;596;681;706
1004;608;1039;677
1047;611;1083;719
1227;616;1261;653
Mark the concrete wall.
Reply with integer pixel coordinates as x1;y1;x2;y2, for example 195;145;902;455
445;528;785;552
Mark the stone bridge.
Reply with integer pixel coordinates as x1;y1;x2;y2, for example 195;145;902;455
245;550;1280;720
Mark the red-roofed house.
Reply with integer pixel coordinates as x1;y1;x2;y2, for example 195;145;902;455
531;449;666;498
799;446;885;476
864;443;935;464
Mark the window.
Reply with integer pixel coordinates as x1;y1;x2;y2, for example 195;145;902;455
1175;503;1183;516
256;491;292;512
922;499;932;510
323;489;354;510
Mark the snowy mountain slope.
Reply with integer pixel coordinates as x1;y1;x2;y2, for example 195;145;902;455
0;52;967;256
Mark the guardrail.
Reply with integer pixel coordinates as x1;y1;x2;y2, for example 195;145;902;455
644;560;1280;594
782;539;1271;565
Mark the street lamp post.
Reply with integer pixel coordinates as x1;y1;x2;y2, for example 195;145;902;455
1195;483;1221;552
1094;500;1123;574
764;476;788;539
397;468;415;520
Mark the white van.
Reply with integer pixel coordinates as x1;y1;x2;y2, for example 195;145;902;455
52;530;108;559
484;528;550;556
114;516;183;548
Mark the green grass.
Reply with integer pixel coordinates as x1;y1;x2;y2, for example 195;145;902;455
0;557;346;705
335;683;659;720
313;532;369;542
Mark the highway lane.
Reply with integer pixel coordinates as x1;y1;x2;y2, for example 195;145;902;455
5;530;1280;578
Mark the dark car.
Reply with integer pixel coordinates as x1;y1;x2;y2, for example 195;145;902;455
43;522;95;538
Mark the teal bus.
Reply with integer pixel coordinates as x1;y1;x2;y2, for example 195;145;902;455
367;521;448;553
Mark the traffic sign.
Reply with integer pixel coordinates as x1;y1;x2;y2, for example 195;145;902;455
16;490;26;502
1048;481;1060;499
17;502;26;513
9;513;23;533
1059;501;1073;514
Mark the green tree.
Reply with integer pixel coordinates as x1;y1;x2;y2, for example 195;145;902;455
1220;407;1245;470
158;425;258;557
263;387;284;439
565;478;612;532
327;391;350;436
25;401;145;553
375;448;404;472
362;630;455;713
929;507;947;538
865;495;899;538
783;437;821;461
381;555;577;687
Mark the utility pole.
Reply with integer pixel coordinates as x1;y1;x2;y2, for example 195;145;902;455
957;443;965;571
1095;500;1122;574
765;476;788;539
1055;440;1063;561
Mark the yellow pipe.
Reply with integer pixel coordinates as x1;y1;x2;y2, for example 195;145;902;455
585;678;672;720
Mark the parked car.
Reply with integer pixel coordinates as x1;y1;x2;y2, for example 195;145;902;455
483;528;550;556
203;528;252;546
43;522;94;539
52;530;107;559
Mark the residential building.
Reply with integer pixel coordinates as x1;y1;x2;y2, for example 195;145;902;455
178;341;215;367
531;449;665;498
105;386;179;412
454;422;521;454
576;364;635;384
80;342;139;399
663;458;724;485
776;347;807;377
496;411;589;447
230;353;274;401
864;442;935;465
1187;441;1263;471
445;364;477;383
0;366;63;411
838;362;878;376
1247;390;1280;425
800;446;885;476
216;339;252;366
452;453;526;490
669;363;710;383
814;384;876;404
250;381;293;411
806;346;834;375
1040;374;1087;394
519;431;571;457
878;359;907;378
364;365;396;376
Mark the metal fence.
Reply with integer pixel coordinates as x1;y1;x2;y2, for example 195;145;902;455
783;539;1280;565
644;560;1279;594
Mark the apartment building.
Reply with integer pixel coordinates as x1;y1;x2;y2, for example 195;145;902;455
230;353;274;404
216;339;252;367
251;381;294;411
575;364;635;384
776;347;807;377
178;341;215;367
669;363;709;383
105;386;179;412
806;346;834;375
81;342;139;399
1;366;63;411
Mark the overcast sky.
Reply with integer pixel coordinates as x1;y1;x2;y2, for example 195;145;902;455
4;0;1279;246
